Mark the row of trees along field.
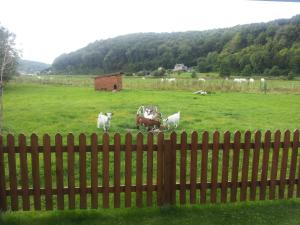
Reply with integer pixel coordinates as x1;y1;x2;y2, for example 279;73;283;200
0;24;19;132
51;15;300;77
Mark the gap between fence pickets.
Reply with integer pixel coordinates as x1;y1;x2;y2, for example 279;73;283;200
3;179;298;195
1;142;299;153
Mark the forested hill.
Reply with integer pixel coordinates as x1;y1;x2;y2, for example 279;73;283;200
18;59;50;74
52;15;300;76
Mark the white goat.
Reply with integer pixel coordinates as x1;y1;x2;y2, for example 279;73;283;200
166;78;176;82
249;78;254;83
164;112;180;129
198;78;206;82
97;112;113;132
233;78;247;83
261;78;265;82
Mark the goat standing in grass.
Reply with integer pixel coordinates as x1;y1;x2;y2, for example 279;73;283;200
97;112;113;132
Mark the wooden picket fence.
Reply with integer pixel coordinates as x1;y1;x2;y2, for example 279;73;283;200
0;130;299;211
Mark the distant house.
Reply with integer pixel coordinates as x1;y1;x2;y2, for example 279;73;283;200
94;72;123;91
173;64;188;72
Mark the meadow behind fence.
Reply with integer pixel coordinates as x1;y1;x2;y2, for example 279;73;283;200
0;130;299;211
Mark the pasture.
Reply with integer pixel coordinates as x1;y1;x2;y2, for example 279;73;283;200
3;75;300;140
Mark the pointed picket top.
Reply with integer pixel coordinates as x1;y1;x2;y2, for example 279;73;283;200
43;134;50;147
147;131;154;142
55;133;62;143
31;133;38;146
102;132;109;144
213;131;220;141
125;132;132;144
170;131;177;139
284;129;291;139
264;130;271;144
254;130;262;142
181;131;187;139
202;131;209;140
244;130;251;148
114;133;121;144
234;130;241;139
274;130;281;141
137;132;143;141
293;130;299;146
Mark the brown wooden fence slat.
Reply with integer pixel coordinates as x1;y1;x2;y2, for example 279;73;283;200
0;135;6;211
163;139;171;205
79;134;87;209
288;130;299;198
67;134;75;209
298;156;300;198
211;131;219;203
91;133;98;209
8;134;18;211
102;133;110;208
180;132;187;204
269;130;281;200
31;134;41;210
240;131;251;201
279;130;290;199
230;131;241;202
260;131;271;200
221;131;230;203
250;131;261;201
43;134;53;210
125;133;132;208
136;133;143;207
157;132;164;206
146;132;153;207
114;133;121;208
190;131;198;204
55;134;64;210
170;132;177;205
200;131;208;204
19;134;29;210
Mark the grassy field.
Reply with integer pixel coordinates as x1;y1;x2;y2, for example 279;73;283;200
1;199;300;225
3;75;300;140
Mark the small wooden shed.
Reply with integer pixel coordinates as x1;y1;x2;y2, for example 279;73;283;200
94;72;123;91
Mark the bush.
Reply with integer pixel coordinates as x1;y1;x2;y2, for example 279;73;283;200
191;71;197;78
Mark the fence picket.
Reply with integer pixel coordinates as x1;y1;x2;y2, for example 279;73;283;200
279;130;290;199
180;132;187;204
136;133;143;207
170;132;177;205
269;130;281;200
146;132;154;207
0;135;6;211
287;130;299;198
190;131;198;204
250;131;261;201
55;134;64;210
19;134;29;210
157;132;164;206
260;131;271;200
91;133;98;209
230;131;241;202
125;133;132;208
67;134;75;209
114;133;121;208
79;134;87;209
43;134;53;210
200;131;208;204
211;131;219;203
240;131;251;201
8;134;18;211
31;134;41;210
102;133;110;208
221;131;230;203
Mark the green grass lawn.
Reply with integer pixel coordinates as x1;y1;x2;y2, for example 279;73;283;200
1;199;300;225
3;80;300;140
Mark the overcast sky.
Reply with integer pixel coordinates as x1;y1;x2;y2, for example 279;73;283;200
0;0;300;64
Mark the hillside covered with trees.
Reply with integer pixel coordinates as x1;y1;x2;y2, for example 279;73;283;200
18;59;50;74
52;15;300;77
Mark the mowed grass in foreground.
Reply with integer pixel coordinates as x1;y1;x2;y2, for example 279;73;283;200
1;200;300;225
3;81;300;139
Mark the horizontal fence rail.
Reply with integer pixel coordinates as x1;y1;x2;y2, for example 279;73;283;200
0;130;299;211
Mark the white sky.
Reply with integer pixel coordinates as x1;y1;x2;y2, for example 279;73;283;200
0;0;300;64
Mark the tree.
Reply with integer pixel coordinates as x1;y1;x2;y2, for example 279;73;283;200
0;25;19;133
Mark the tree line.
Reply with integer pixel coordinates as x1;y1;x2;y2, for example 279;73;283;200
51;15;300;77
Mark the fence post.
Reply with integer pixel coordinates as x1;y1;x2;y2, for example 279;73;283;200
163;139;176;206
